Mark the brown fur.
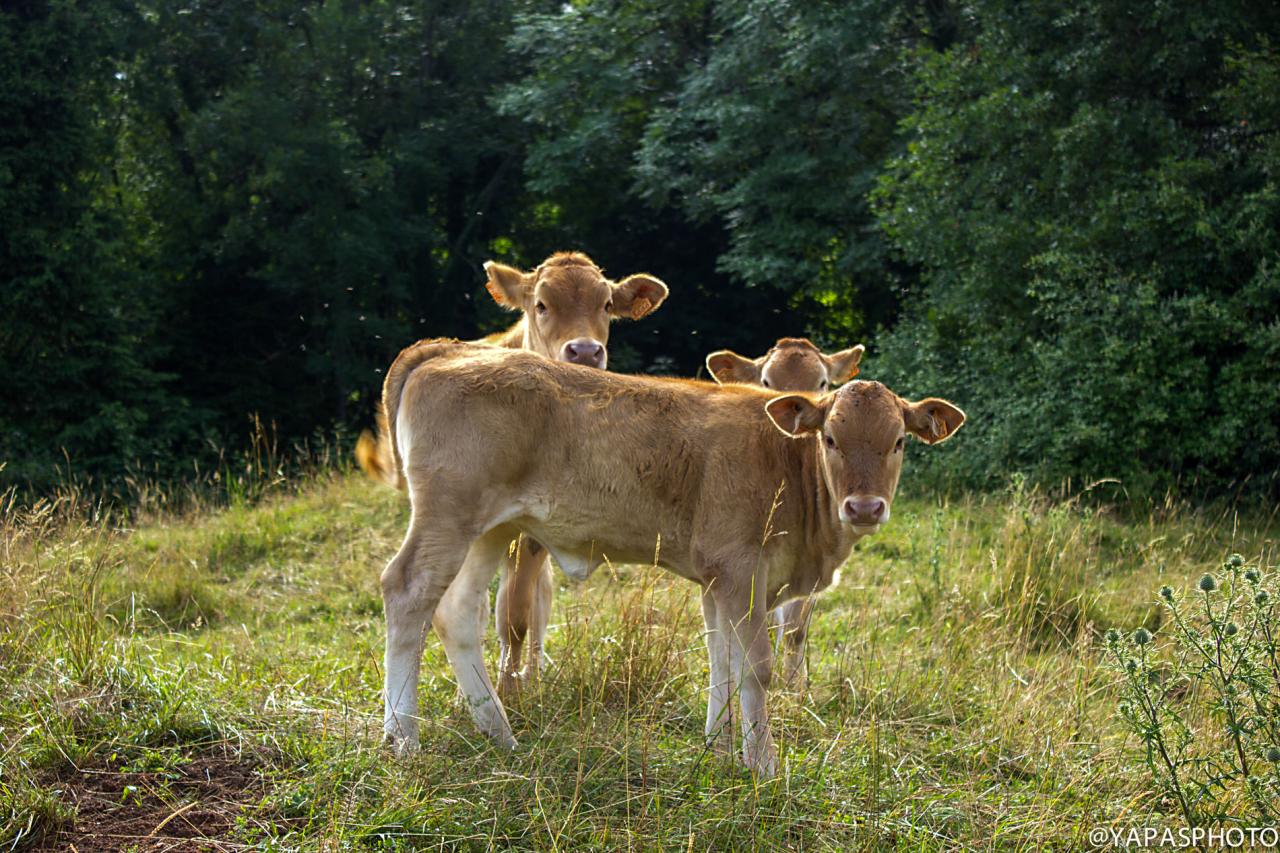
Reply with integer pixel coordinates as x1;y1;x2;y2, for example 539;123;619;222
376;340;965;776
706;337;864;392
357;252;668;488
357;252;670;700
705;336;866;690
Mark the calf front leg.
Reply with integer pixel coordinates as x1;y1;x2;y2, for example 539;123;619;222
714;579;778;777
701;587;734;756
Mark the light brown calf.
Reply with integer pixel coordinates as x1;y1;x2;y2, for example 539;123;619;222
705;337;865;689
356;252;668;697
370;340;964;775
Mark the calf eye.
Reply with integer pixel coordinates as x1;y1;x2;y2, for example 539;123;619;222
824;434;835;449
819;380;829;391
762;379;771;388
535;301;548;315
604;299;613;313
895;436;905;452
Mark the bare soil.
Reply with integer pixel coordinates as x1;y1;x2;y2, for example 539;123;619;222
35;750;266;852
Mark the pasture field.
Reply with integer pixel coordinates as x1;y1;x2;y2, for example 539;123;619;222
1;471;1277;851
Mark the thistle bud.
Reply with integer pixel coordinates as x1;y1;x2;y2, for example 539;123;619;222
1267;747;1280;764
1105;628;1122;644
1132;628;1152;646
1244;568;1260;584
1198;574;1217;593
1226;554;1244;569
1159;586;1174;603
1224;622;1238;637
1256;590;1270;606
1125;658;1138;673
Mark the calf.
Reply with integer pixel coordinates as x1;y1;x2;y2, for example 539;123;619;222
705;338;865;690
356;252;668;695
371;340;964;776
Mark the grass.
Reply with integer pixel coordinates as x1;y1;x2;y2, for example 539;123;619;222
1;471;1277;850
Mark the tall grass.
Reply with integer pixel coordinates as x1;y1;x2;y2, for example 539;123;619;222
0;470;1276;849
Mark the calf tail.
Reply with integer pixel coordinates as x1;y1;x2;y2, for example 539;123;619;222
355;405;402;490
357;338;463;491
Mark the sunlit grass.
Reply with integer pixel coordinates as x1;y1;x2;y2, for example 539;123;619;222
1;474;1276;849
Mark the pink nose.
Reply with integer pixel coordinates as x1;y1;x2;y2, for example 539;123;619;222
561;338;606;368
842;496;887;527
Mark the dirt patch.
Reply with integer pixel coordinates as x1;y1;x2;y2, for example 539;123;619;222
35;750;267;852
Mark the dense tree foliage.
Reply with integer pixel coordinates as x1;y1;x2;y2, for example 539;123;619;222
2;0;1277;497
874;0;1280;492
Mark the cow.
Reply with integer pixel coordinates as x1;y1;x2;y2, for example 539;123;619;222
368;339;965;776
355;251;668;696
705;338;865;690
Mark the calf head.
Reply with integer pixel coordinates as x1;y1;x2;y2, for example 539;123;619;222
484;252;668;369
766;381;965;535
706;338;863;392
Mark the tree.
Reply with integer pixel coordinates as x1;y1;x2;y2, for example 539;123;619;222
0;0;184;491
874;0;1280;493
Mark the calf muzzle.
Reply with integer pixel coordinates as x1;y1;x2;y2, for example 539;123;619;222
561;338;606;369
840;495;888;529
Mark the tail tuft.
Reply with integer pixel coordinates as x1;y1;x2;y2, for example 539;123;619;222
355;410;403;490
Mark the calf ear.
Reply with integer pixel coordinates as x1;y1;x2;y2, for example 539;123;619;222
823;344;865;384
766;394;829;437
903;398;966;444
705;350;761;385
484;261;533;310
611;274;669;320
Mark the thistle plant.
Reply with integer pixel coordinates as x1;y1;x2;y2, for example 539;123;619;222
1106;555;1280;825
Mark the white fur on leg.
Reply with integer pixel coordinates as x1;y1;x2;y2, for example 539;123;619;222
435;535;516;748
701;589;733;755
383;592;429;754
720;597;779;777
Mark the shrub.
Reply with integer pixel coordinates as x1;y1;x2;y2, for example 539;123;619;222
1106;554;1280;824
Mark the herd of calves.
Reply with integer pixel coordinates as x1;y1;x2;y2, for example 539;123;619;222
354;251;966;777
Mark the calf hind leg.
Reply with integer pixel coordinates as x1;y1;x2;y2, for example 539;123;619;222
435;530;518;747
382;523;474;754
775;597;815;691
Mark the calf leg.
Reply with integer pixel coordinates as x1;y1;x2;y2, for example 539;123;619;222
701;587;734;757
523;546;553;683
496;536;553;697
382;518;473;754
775;597;815;691
434;530;515;746
713;578;778;777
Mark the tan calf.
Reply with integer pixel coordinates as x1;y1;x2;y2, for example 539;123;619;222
356;252;668;697
706;337;864;394
705;337;865;690
370;340;964;776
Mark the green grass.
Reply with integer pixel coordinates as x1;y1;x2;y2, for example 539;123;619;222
1;474;1276;850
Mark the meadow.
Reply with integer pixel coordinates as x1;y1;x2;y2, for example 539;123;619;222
1;466;1277;851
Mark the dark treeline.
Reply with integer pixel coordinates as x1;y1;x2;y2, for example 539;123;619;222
3;0;1278;497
